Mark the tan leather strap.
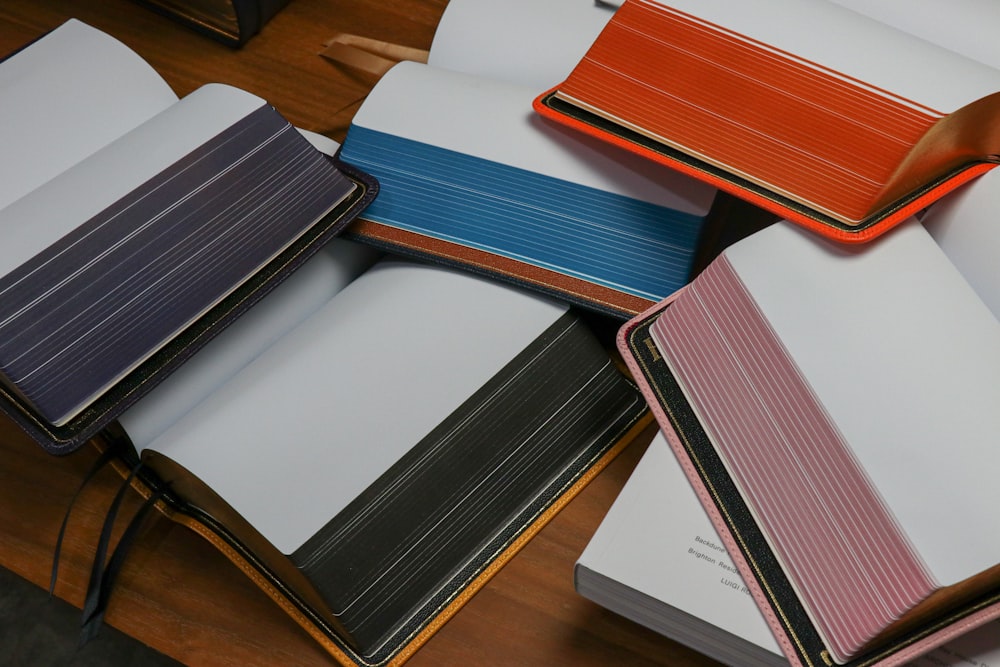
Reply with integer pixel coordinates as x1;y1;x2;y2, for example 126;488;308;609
320;33;428;77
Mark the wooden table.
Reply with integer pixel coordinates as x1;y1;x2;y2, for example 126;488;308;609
0;2;722;665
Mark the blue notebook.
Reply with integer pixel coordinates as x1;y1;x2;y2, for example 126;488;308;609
340;61;720;318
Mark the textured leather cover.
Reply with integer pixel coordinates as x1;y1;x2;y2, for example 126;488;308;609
5;158;377;455
120;390;653;667
617;299;1000;667
345;219;656;320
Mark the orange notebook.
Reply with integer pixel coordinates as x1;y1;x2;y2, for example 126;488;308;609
534;0;1000;243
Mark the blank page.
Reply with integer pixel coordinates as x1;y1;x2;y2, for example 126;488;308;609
922;169;1000;317
143;260;567;554
428;0;613;89
119;240;380;447
725;221;1000;585
0;19;177;212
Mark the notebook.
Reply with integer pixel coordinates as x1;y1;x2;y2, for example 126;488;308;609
577;431;1000;667
535;0;1000;242
617;169;1000;665
335;0;738;319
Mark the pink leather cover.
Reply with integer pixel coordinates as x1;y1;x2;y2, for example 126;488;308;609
616;296;1000;667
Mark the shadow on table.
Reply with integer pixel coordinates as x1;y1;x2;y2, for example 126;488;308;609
0;566;181;667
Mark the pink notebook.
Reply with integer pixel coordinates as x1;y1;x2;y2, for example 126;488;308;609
618;217;1000;665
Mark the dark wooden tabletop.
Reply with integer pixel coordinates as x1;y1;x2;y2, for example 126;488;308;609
0;2;722;665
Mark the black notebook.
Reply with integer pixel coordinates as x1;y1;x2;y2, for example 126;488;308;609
104;250;650;666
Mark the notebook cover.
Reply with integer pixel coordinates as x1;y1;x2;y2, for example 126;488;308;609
2;159;377;456
344;219;655;320
133;0;292;47
534;90;992;246
118;403;653;667
616;298;1000;667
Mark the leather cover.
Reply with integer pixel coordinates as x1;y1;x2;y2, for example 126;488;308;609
114;376;653;667
4;158;377;456
617;298;1000;667
345;219;656;320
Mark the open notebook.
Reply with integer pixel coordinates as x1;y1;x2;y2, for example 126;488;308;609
617;167;1000;665
577;431;1000;667
827;0;1000;69
535;0;1000;242
106;246;650;667
2;18;653;667
336;0;731;319
0;19;375;450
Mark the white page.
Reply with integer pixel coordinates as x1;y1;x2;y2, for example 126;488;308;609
143;260;568;554
119;239;380;447
118;132;375;445
428;0;614;90
921;169;1000;317
296;128;341;155
118;132;377;445
0;83;264;278
827;0;1000;69
352;61;715;216
647;0;1000;112
0;19;177;213
578;432;784;662
725;220;1000;585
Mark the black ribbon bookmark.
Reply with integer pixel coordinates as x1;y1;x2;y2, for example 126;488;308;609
49;441;124;598
79;469;165;644
48;440;167;645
